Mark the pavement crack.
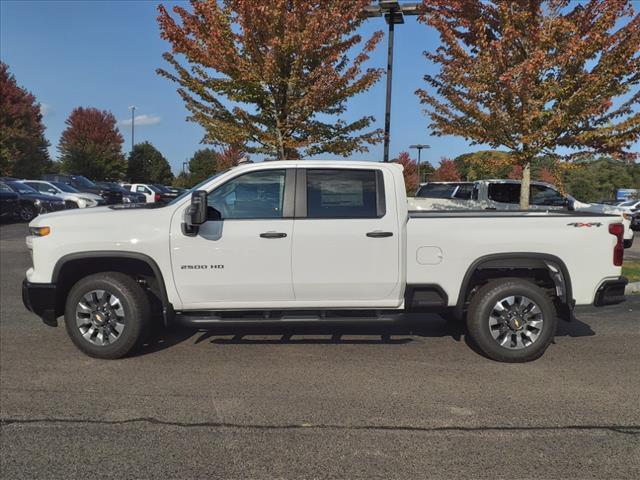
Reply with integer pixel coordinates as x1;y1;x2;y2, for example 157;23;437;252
1;417;639;435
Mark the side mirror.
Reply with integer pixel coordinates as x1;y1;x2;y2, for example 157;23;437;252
182;190;208;236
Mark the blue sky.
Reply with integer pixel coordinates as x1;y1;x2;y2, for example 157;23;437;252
1;1;636;175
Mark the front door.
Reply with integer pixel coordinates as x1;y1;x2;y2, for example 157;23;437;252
170;168;295;309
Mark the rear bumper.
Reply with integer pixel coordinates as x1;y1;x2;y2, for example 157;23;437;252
594;277;628;307
22;279;58;326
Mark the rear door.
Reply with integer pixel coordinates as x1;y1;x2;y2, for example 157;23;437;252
291;168;401;304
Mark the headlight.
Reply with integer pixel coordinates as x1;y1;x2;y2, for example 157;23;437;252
78;197;95;205
29;226;51;237
34;199;42;205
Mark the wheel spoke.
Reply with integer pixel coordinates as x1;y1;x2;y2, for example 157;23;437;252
489;294;545;350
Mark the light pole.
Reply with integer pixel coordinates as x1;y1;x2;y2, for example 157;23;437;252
128;105;136;152
364;1;420;162
409;143;430;181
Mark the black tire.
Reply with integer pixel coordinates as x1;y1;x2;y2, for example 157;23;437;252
466;279;557;363
64;272;150;359
18;204;38;222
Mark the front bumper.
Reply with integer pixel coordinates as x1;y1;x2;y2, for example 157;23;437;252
22;279;58;326
594;277;628;307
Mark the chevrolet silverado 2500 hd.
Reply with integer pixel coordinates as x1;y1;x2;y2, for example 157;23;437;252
22;161;628;362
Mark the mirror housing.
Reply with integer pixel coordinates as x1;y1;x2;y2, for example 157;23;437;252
182;190;208;236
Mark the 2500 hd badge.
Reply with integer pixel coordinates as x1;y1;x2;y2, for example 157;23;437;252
181;264;224;270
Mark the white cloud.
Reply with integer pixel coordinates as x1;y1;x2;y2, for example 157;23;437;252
40;103;53;118
119;114;161;127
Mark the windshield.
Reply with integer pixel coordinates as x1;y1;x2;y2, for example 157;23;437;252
7;182;38;194
620;200;638;207
167;170;230;206
52;181;79;193
0;182;13;193
74;176;96;188
153;184;170;192
416;183;466;199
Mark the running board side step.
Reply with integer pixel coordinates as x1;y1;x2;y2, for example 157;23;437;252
175;310;406;327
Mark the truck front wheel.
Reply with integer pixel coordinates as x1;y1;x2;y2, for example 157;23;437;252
64;272;150;359
466;279;557;363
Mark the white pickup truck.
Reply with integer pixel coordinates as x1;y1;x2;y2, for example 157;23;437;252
22;161;628;362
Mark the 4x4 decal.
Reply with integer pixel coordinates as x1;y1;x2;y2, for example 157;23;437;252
567;222;603;228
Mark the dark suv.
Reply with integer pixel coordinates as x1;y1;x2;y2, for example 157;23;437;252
41;174;123;205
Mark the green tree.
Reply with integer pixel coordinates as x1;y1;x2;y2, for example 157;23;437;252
453;151;513;181
418;0;640;208
58;107;126;180
128;142;174;184
0;62;50;177
188;148;219;185
157;0;383;159
565;158;640;202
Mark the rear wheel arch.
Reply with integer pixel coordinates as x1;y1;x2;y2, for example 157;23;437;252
456;253;573;319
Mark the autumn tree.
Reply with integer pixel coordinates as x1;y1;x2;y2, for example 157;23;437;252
58;107;126;180
394;151;420;194
0;62;50;177
188;148;220;184
128;142;174;184
432;158;461;181
157;0;383;160
418;0;640;208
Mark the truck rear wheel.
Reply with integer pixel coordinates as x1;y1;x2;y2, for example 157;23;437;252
466;279;557;363
64;272;150;359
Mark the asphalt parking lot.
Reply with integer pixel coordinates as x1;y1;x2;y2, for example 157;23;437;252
1;221;639;479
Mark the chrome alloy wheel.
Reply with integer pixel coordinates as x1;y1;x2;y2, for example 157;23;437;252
488;296;544;350
75;289;125;346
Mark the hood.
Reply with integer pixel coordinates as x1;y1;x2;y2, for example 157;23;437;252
0;191;19;200
18;192;64;202
573;199;624;215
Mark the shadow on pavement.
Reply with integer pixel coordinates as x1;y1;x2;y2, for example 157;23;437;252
136;312;595;356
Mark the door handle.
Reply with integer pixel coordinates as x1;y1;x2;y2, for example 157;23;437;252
260;232;287;239
366;231;393;238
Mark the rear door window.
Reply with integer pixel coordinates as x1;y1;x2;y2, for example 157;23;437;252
488;183;520;204
305;169;382;218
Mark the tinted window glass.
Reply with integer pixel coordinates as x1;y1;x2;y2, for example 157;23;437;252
488;183;520;204
208;169;286;219
530;185;565;206
52;181;79;193
416;183;457;198
306;169;379;218
453;184;473;199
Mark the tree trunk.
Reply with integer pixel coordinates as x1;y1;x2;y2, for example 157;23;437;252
520;161;531;209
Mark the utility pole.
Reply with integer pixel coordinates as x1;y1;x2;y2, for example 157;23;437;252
364;1;420;162
128;105;136;152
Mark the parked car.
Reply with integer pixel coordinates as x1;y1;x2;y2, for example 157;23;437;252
616;199;640;213
152;184;182;201
1;181;66;221
23;161;627;363
630;211;640;232
41;174;123;205
125;183;166;203
410;179;634;247
21;180;104;209
95;182;146;204
0;182;20;220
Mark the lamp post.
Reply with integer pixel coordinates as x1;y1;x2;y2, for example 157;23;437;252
128;105;136;153
409;143;430;181
364;1;421;162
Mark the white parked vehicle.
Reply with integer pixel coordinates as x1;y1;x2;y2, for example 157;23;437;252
616;199;640;213
21;180;104;209
411;179;634;247
23;161;628;362
124;183;164;203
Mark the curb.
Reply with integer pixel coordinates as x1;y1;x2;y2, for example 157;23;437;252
625;282;640;295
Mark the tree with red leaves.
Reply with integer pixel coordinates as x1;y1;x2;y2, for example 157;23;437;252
393;151;420;195
418;0;640;208
433;158;462;182
58;107;126;180
0;62;50;177
157;0;383;160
